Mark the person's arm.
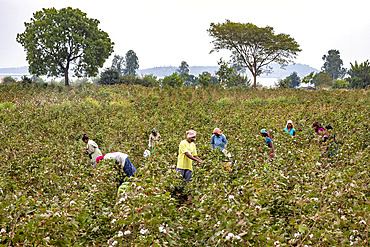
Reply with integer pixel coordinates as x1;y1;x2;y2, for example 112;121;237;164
211;135;215;149
185;152;203;163
148;134;152;148
268;142;274;156
87;142;95;154
293;129;296;137
223;135;227;147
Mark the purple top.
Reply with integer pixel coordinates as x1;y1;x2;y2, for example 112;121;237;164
315;127;326;136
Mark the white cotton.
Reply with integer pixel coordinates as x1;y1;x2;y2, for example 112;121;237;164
117;231;123;237
124;230;131;235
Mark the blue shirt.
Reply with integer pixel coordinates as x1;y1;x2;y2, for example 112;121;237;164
211;134;227;151
284;127;295;137
265;137;272;147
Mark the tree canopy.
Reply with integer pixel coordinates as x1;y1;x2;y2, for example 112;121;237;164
124;50;139;76
177;61;190;75
208;20;301;88
16;7;114;86
322;50;346;80
111;54;125;76
347;60;370;89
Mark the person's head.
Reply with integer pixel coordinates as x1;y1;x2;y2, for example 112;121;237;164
286;120;293;129
260;129;268;137
312;122;321;130
151;128;157;136
96;155;104;163
213;128;222;137
186;130;197;142
82;134;89;143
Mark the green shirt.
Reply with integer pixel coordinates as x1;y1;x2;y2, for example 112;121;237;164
177;140;197;171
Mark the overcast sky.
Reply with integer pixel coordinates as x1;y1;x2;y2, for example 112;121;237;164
1;0;370;70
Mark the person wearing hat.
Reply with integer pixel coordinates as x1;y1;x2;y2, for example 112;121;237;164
96;152;137;186
283;120;296;137
82;134;102;165
176;130;203;182
148;128;161;152
211;128;228;151
260;129;274;157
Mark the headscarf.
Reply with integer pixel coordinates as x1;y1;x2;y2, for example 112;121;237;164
186;130;196;138
96;155;105;163
213;128;222;135
286;120;294;128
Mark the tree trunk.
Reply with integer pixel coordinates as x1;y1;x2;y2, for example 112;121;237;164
253;74;257;89
64;69;69;86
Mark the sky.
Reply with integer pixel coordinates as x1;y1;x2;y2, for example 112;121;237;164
1;0;370;71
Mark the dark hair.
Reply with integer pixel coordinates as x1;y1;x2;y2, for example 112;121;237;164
325;125;333;130
82;134;89;141
312;122;322;128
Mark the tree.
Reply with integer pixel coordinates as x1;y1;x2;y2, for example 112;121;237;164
99;68;120;85
332;79;349;89
161;73;184;87
274;78;290;88
198;72;211;87
208;20;301;88
1;76;16;84
322;50;346;80
347;60;370;89
124;50;139;76
16;7;114;86
177;61;190;75
111;54;125;75
286;72;300;88
301;72;317;87
315;72;332;89
216;59;234;86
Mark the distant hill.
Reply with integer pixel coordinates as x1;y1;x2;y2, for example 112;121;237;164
138;63;318;78
0;63;319;79
0;66;29;75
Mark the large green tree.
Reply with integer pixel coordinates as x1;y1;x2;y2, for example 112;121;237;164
322;49;346;80
347;60;370;89
286;71;300;88
208;20;301;88
177;61;190;75
124;50;139;76
111;54;125;76
16;7;114;86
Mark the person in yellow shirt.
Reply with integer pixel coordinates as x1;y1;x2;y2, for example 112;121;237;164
176;130;203;182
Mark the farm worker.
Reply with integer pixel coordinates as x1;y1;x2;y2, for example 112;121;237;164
211;128;228;151
96;152;137;184
260;129;274;157
283;120;296;137
82;134;102;165
324;125;338;157
312;121;327;144
148;128;161;151
177;130;203;183
211;128;231;158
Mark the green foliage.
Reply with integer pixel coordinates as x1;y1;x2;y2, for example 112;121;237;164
315;72;333;89
124;50;139;76
347;60;370;89
1;76;16;84
0;84;369;246
99;68;120;85
177;61;190;75
16;7;114;86
111;54;125;76
161;73;184;87
208;20;301;88
287;71;300;88
332;79;349;89
275;78;291;88
322;50;346;79
197;72;211;87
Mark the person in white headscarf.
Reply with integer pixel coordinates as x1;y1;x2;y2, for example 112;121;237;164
283;120;296;137
176;130;203;182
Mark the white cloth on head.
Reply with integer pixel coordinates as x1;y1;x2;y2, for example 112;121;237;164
186;130;196;138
